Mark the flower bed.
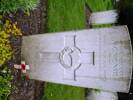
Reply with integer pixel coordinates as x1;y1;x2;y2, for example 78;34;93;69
0;0;39;99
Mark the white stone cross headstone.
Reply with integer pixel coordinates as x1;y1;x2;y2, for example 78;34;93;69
22;25;132;93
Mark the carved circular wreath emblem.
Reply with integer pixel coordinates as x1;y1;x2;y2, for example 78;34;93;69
59;47;81;69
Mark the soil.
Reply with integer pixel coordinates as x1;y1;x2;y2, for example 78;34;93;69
8;0;47;100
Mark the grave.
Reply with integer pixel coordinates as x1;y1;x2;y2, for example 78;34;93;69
18;10;132;100
21;25;132;93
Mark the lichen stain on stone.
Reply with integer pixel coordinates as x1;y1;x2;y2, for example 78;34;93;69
114;40;131;49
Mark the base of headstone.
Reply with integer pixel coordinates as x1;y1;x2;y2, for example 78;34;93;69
86;90;118;100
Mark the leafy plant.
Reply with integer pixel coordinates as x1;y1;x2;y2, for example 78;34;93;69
0;0;39;14
0;65;13;100
0;16;22;99
0;17;22;66
86;0;114;12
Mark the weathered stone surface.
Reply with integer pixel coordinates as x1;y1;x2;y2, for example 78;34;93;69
89;10;118;25
22;26;132;93
86;91;118;100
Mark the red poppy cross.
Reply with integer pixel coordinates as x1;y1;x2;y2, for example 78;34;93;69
14;61;30;73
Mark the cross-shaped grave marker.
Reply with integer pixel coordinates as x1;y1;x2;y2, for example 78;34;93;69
40;35;95;80
20;10;132;100
14;61;30;73
21;25;132;93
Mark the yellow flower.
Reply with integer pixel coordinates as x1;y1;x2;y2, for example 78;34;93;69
5;20;10;26
13;24;17;29
0;15;2;19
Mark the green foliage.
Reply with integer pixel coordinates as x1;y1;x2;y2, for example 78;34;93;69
43;83;85;100
0;18;22;66
0;0;39;14
47;0;86;32
86;0;114;12
0;18;21;99
0;22;12;65
0;65;13;100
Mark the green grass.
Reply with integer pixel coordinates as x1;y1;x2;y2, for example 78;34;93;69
43;0;114;100
43;83;85;100
47;0;86;32
86;0;114;12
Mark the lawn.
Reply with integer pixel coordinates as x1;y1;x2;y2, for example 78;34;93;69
86;0;114;12
43;0;114;100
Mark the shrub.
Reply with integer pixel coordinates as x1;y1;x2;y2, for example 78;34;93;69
0;65;13;100
0;0;39;14
0;17;22;99
0;18;22;66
